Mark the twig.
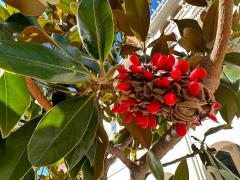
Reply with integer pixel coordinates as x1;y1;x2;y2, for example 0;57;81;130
25;77;53;111
107;144;135;169
162;150;200;167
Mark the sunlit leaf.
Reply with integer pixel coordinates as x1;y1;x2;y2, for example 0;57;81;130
146;151;164;180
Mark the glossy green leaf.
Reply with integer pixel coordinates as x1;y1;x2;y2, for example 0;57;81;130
202;0;219;42
204;124;232;138
28;96;94;166
223;65;240;83
82;160;94;180
69;157;87;180
173;19;202;36
146;151;164;180
0;116;41;180
23;168;35;180
124;0;150;41
225;52;240;66
0;72;30;137
174;160;189;180
77;0;114;61
0;6;10;21
93;125;109;179
65;104;98;170
0;40;91;83
86;142;97;166
58;0;74;14
125;117;152;149
215;85;239;124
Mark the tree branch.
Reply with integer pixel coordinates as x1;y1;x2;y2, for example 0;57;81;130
129;125;183;180
162;150;200;167
25;77;53;111
107;144;135;169
203;0;233;92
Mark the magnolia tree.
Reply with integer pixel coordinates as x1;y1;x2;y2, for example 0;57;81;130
0;0;240;179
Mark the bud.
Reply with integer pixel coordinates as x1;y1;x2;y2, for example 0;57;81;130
129;54;140;66
171;68;181;81
165;54;175;70
164;92;176;106
187;81;200;96
124;112;133;123
122;98;136;108
143;70;154;81
157;55;168;69
155;77;170;88
117;73;129;79
129;65;143;73
149;114;157;128
117;65;128;73
176;123;187;136
117;82;132;91
147;100;161;113
189;68;207;81
174;60;189;75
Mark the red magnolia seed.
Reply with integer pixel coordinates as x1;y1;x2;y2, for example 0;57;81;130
171;68;181;81
187;81;200;97
208;114;218;122
141;116;149;128
117;82;132;91
147;100;162;113
117;73;129;79
174;60;189;75
129;65;143;73
149;114;157;128
143;70;154;81
155;77;170;88
122;98;136;107
157;55;168;69
164;92;176;106
117;65;128;73
176;123;188;136
112;104;128;113
124;112;133;123
165;54;175;70
152;53;161;65
189;68;207;81
214;102;221;110
129;54;141;66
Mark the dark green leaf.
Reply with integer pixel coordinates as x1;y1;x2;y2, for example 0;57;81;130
204;124;232;138
234;0;240;6
65;104;98;170
93;125;109;179
0;72;30;137
173;19;202;36
0;116;41;180
174;160;189;180
125;116;152;149
69;157;87;180
184;0;208;7
77;0;114;61
0;41;91;83
28;96;94;166
82;160;94;180
225;52;240;66
23;168;35;180
146;151;164;180
86;143;97;166
202;0;219;42
120;44;141;56
124;0;150;41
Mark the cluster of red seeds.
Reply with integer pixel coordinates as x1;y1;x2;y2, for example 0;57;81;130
112;54;221;136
